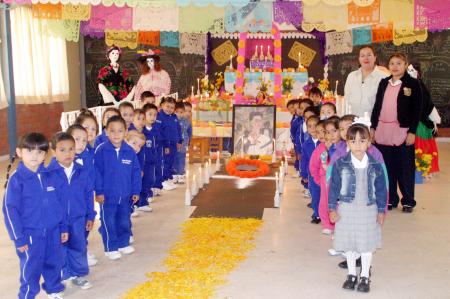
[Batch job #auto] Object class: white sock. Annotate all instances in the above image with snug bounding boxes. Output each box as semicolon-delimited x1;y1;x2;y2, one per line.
361;252;373;278
345;251;358;276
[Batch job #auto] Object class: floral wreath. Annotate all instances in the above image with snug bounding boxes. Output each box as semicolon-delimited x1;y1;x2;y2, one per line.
226;158;270;178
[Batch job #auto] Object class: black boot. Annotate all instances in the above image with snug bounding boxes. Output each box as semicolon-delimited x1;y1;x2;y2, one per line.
357;277;370;292
310;217;321;224
402;206;414;213
342;275;358;290
338;257;361;269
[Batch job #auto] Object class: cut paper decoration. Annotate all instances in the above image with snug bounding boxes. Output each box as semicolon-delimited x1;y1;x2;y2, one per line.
371;22;393;43
393;28;428;46
303;2;348;31
352;25;372;45
380;0;413;29
80;20;104;38
138;31;160;46
287;41;316;67
105;30;139;49
89;4;132;31
61;4;91;20
414;1;450;31
325;30;353;56
179;5;225;33
32;3;62;19
177;0;250;7
225;2;273;33
179;33;207;55
160;31;179;48
43;19;80;42
132;5;179;32
302;0;375;5
273;1;303;27
211;40;238;66
348;0;380;24
301;22;329;32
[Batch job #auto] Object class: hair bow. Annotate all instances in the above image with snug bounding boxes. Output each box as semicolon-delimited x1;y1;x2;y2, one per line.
407;64;418;79
352;117;371;128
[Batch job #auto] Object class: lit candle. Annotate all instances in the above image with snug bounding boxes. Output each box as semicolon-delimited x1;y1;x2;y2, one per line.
191;85;194;96
298;51;302;68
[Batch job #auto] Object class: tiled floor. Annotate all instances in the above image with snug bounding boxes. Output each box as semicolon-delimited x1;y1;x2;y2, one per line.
0;143;449;299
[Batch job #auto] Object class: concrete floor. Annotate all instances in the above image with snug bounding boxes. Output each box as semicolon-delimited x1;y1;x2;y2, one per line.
1;143;449;299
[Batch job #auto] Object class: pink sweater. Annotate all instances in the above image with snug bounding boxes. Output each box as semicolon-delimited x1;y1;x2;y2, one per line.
134;70;171;100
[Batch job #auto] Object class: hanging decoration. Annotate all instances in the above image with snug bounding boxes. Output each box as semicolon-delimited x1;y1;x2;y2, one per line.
393;27;428;46
211;40;238;66
325;30;353;56
80;20;104;38
225;2;273;33
179;5;225;33
287;41;316;67
132;5;179;32
89;4;133;31
61;4;91;21
348;0;380;24
302;0;375;5
138;31;160;46
160;31;179;48
44;19;80;42
371;22;393;43
272;1;303;27
177;0;250;7
352;25;372;45
380;0;413;30
272;23;282;106
234;32;247;104
32;3;62;19
303;2;348;31
105;30;139;49
180;33;207;55
414;1;450;32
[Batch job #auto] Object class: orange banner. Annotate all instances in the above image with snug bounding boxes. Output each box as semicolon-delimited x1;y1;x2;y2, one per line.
32;3;62;19
371;22;393;43
138;31;160;46
348;0;380;24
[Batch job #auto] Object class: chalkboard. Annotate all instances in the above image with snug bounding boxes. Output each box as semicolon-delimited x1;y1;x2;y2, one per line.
84;37;205;108
327;31;450;127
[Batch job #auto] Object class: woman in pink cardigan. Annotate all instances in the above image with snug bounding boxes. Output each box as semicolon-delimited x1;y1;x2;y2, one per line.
134;50;171;100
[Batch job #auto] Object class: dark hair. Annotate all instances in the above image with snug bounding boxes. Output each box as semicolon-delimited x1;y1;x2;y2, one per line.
67;124;87;136
410;61;422;78
134;108;144;116
346;124;370;141
324;116;340;129
78;108;95;117
306;115;320;124
51;132;75;150
339;114;357;124
5;133;49;187
309;87;323;97
184;101;192;108
138;55;161;73
140;91;155;100
142;103;158;113
358;45;376;57
160;97;176;105
321;102;337;114
106;45;121;60
118;101;134;111
388;52;408;64
316;120;326;128
249;111;263;121
304;106;318;116
75;111;99;135
102;107;120;126
287;99;299;107
299;98;314;107
175;102;185;110
106;115;126;129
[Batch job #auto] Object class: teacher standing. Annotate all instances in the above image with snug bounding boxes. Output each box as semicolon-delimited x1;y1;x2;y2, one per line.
344;46;389;118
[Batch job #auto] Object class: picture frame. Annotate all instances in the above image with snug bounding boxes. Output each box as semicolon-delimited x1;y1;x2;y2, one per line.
232;105;276;156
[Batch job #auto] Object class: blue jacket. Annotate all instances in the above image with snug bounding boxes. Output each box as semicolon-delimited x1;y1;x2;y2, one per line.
300;138;320;179
142;125;160;166
290;115;300;146
2;162;68;248
157;110;182;147
328;152;387;213
47;158;96;221
75;146;94;179
298;122;310;152
94;140;142;204
94;130;108;149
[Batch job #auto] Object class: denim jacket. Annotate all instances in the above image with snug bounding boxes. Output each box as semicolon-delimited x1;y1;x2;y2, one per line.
328;152;387;213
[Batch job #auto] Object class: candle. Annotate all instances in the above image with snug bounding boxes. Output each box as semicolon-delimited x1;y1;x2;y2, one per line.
255;45;258;56
229;55;233;69
298;51;302;68
191;174;198;196
275;172;279;192
191;86;194;96
197;78;200;95
334;80;339;96
260;45;263;55
268;45;270;54
272;138;276;163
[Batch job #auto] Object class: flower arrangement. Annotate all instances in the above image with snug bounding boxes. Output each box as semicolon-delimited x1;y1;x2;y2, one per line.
226;158;270;178
415;149;433;176
282;76;294;94
257;77;271;93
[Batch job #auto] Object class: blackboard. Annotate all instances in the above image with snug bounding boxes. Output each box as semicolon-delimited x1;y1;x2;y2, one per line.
327;31;450;127
84;37;205;108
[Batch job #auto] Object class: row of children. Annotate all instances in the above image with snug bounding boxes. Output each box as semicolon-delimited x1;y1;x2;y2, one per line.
287;96;387;293
2;92;192;299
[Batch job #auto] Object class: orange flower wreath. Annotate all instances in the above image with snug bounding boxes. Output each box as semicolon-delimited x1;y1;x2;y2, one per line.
226;158;270;178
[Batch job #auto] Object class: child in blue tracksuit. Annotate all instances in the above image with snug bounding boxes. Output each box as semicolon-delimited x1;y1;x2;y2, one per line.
94;116;142;260
157;97;183;189
173;102;192;183
300;115;321;224
288;99;300;174
48;132;95;290
3;133;68;299
94;107;120;149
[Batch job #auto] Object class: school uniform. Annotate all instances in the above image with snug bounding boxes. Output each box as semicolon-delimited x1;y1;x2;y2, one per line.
301;137;320;219
47;159;95;281
94;140;142;252
298;121;310;188
157;110;183;181
3;162;67;299
94;130;108;149
290;115;301;172
173;117;192;175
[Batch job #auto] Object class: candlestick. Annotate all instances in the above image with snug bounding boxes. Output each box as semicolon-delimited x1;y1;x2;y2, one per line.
191;86;194;98
197;78;200;95
215;150;220;172
334;80;339;96
274;190;280;208
298;51;302;69
204;163;209;184
259;45;264;60
198;167;204;188
191;174;198;196
275;172;279;193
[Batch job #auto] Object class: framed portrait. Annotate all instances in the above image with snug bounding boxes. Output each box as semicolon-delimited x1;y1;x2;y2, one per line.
232;105;276;156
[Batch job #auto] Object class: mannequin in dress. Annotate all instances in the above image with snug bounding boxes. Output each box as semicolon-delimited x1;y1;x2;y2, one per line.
134;49;171;101
97;45;135;105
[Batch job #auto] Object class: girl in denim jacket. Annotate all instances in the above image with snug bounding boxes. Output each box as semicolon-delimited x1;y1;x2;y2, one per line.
328;124;387;293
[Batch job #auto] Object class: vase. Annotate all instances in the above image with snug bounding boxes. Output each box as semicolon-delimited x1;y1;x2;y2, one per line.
415;170;423;184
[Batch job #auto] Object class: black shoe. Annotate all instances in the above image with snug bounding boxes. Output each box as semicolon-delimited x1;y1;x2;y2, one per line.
310;217;321;224
342;275;358;290
402;206;414;213
357;277;370;293
338;257;361;269
307;203;312;209
387;204;393;211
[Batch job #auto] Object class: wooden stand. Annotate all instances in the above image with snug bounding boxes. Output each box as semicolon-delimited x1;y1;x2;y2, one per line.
189;137;223;164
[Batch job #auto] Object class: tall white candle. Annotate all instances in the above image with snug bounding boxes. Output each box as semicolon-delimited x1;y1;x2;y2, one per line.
272;138;276;163
197;78;200;95
298;51;302;68
275;172;279;192
229;55;233;69
191;174;198;196
334;80;339;96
